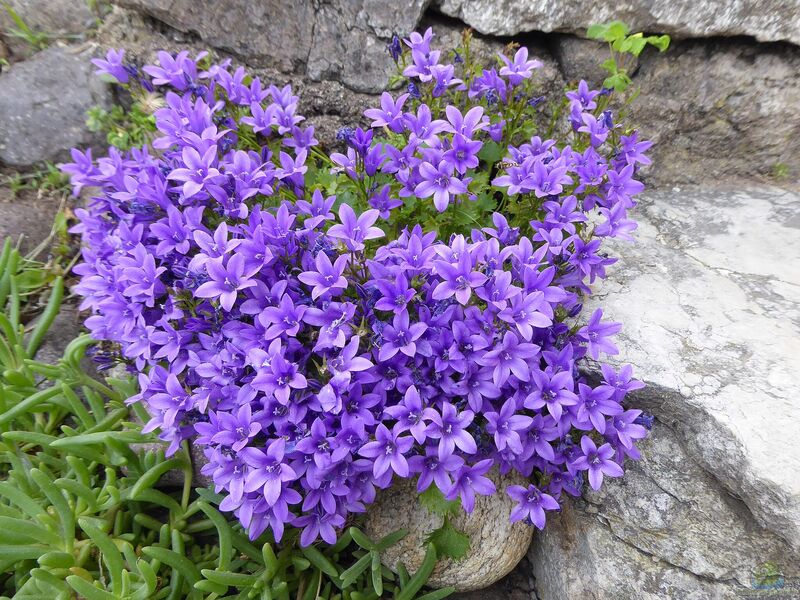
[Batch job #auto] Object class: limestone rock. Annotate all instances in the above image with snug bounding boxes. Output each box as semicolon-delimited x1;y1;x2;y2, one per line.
113;0;315;73
583;184;800;552
0;0;94;60
112;0;430;92
0;187;62;254
364;470;534;592
0;45;112;166
630;39;800;184
530;424;800;598
434;0;800;45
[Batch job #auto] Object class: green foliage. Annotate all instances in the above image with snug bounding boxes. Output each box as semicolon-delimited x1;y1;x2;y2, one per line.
424;520;469;562
2;163;71;198
0;238;449;599
587;21;671;92
417;487;469;561
86;102;158;151
1;2;54;50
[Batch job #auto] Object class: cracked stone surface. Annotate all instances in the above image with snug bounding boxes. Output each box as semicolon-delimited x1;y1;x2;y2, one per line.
530;423;800;598
582;184;800;551
434;0;800;45
112;0;430;92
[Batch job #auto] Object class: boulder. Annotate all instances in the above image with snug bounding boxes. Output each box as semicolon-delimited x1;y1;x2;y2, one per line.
530;424;800;598
364;470;534;592
434;0;800;45
518;184;800;598
630;39;800;184
0;186;61;254
0;0;95;60
582;184;800;552
112;0;430;92
0;44;112;166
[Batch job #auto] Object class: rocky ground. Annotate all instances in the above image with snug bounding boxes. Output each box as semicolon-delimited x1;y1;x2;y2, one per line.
1;1;798;598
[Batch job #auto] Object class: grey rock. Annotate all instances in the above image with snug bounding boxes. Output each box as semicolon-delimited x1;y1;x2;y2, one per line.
434;0;800;45
0;187;61;254
630;39;800;185
0;44;112;166
306;0;429;93
0;0;94;60
583;184;800;552
113;0;315;73
549;35;620;87
530;424;800;599
364;470;534;592
112;0;430;92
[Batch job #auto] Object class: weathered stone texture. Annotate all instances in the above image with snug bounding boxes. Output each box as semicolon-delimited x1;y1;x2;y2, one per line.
584;185;800;553
435;0;800;45
0;45;111;166
364;470;534;592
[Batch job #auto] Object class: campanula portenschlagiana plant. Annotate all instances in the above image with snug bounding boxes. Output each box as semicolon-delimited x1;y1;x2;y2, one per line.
62;26;657;547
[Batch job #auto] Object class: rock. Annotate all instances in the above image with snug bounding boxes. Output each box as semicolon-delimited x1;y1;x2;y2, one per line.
0;186;62;253
550;35;620;87
0;0;94;60
112;0;429;92
530;424;800;599
630;38;800;184
0;45;112;166
450;554;538;600
306;0;429;93
583;184;800;553
113;0;315;73
363;470;534;592
434;0;800;45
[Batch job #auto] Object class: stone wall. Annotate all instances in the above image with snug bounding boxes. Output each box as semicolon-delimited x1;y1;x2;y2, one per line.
1;2;798;598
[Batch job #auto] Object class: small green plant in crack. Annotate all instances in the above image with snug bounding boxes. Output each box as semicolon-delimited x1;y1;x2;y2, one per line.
86;102;158;151
2;2;55;50
587;21;670;92
3;163;71;199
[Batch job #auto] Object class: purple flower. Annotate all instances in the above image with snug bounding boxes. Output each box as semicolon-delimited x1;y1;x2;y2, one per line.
328;204;384;252
579;309;621;359
379;310;428;360
477;331;540;386
485;398;533;453
432;252;487;305
364;92;409;133
241;438;298;504
415;161;468;212
427;402;477;459
445;459;496;512
91;48;130;83
167;145;221;198
507;484;559;528
298;252;349;300
211;404;262;451
575;383;622;433
572;436;624;490
384;386;437;444
194;255;257;311
359;424;414;478
409;447;464;493
499;47;543;85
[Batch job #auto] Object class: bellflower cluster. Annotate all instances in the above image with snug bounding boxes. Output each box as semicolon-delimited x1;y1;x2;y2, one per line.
64;36;652;546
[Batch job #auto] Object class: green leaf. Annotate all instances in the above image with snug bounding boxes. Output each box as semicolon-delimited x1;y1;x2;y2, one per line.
477;141;503;165
419;485;461;518
425;518;470;561
647;34;671;52
605;20;630;41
